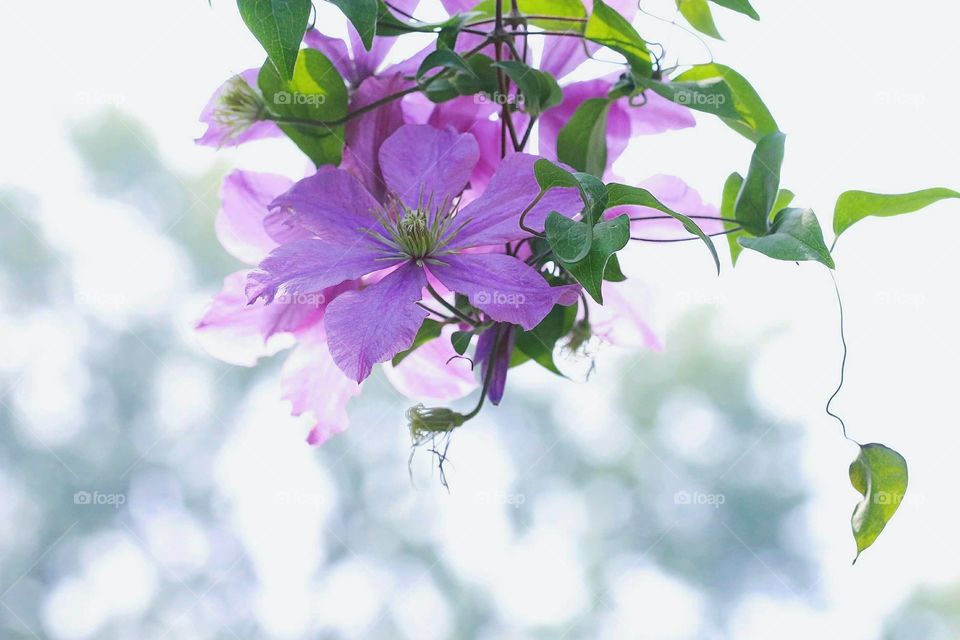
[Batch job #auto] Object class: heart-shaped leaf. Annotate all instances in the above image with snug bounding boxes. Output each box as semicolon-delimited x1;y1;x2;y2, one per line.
238;0;312;81
546;213;593;263
739;207;835;268
850;443;908;562
557;215;631;303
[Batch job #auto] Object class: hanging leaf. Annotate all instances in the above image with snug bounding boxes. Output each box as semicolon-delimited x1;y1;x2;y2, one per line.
850;443;908;562
675;63;777;142
722;172;745;265
606;183;721;274
833;188;960;238
676;0;723;39
635;76;742;122
534;159;581;190
451;331;473;356
493;61;563;117
328;0;380;49
470;0;587;31
557;98;612;177
514;304;579;375
545;213;594;264
417;49;478;82
557;215;631;303
258;49;349;167
734;131;786;235
237;0;312;81
709;0;759;20
738;208;835;268
391;319;444;365
585;0;652;79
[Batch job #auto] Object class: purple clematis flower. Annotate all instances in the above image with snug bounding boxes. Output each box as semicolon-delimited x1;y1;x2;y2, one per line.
247;124;582;382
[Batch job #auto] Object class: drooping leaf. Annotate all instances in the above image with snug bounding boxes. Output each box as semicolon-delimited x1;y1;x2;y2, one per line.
849;443;908;562
676;0;722;39
557;98;612;177
417;49;477;82
734;131;786;235
546;213;594;264
470;0;587;31
237;0;312;81
722;172;745;265
585;0;652;78
738;207;835;268
534;159;580;190
514;303;579;375
833;188;960;238
328;0;380;50
451;331;473;355
259;48;349;167
606;183;721;274
675;63;777;141
493;61;563;117
392;319;444;365
635;76;742;122
604;254;627;282
708;0;758;20
557;215;631;303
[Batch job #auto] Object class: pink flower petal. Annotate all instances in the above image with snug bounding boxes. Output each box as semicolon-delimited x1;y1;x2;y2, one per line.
385;327;478;403
216;171;293;265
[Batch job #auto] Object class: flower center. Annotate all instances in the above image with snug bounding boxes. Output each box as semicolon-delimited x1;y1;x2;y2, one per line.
367;193;470;261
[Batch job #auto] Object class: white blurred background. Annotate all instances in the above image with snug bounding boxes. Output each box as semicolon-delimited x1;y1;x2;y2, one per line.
1;1;958;638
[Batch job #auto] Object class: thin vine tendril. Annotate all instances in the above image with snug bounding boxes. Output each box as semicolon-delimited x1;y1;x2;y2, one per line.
826;271;859;445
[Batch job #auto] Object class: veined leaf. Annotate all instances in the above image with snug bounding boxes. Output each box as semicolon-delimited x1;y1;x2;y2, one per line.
833;188;960;238
606;183;721;274
722;172;745;265
237;0;312;81
557;98;612;177
738;207;835;268
709;0;758;20
676;0;722;39
850;443;908;562
585;0;652;78
259;49;349;167
636;76;742;122
557;215;631;303
734;132;785;235
546;213;593;263
493;61;563;117
675;63;777;142
328;0;379;50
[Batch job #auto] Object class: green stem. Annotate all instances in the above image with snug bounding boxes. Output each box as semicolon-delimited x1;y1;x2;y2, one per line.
426;282;479;327
518;190;547;236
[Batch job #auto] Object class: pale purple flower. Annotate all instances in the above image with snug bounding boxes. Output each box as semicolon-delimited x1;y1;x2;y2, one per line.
247;124;582;382
197;168;482;444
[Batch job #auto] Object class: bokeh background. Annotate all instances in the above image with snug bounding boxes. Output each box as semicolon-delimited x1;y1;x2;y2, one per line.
1;1;959;638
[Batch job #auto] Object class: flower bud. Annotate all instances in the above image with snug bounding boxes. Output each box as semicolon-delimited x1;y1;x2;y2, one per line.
407;404;467;442
213;75;267;139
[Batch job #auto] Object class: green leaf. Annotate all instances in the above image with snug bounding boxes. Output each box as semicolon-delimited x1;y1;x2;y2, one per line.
604;254;627;282
722;172;745;266
772;188;795;217
392;319;444;365
636;76;742;122
328;0;379;50
493;61;563;117
849;443;908;562
676;0;722;39
734;131;785;235
675;63;777;142
606;183;721;274
451;331;473;355
534;159;580;190
557;215;631;303
417;49;477;82
237;0;312;81
259;49;349;167
833;188;960;238
585;0;652;78
514;303;579;375
708;0;759;19
738;207;835;268
470;0;587;31
546;213;593;264
557;98;612;177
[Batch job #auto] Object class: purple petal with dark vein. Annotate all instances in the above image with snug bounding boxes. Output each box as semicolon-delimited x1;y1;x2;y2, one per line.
378;124;479;210
428;253;566;330
270;169;386;244
450;153;581;248
246;238;391;304
475;326;515;406
324;262;428;382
